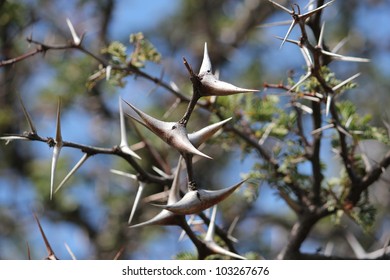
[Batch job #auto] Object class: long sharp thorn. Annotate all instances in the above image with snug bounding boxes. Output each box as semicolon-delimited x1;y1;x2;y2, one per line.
332;37;349;54
326;95;332;116
321;50;370;63
332;73;361;92
318;22;326;48
303;0;335;19
268;0;293;14
188;118;232;148
26;242;31;260
128;182;145;225
66;18;81;45
64;243;77;260
280;20;296;49
203;206;246;260
346;232;366;258
109;169;138;181
204;205;217;242
18;95;37;134
154;180;246;215
55;154;89;194
227;216;240;243
289;71;311;92
258;19;293;28
50;100;63;200
124;100;212;159
33;213;58;260
119;98;141;160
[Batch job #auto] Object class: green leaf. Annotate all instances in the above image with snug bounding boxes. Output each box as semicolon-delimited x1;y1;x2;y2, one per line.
129;32;161;68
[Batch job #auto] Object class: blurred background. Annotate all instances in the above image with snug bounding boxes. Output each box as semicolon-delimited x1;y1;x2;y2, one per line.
1;0;390;259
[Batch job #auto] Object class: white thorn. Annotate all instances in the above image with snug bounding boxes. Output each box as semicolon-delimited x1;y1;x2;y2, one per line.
55;154;89;194
119;98;141;160
66;18;81;45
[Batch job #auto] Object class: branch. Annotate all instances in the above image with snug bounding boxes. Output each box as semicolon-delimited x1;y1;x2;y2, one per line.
2;132;171;186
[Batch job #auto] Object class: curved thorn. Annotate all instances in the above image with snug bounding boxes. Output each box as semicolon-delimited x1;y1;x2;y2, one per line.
124;100;211;159
153;180;246;215
200;75;258;97
119;98;141;160
189;118;232;148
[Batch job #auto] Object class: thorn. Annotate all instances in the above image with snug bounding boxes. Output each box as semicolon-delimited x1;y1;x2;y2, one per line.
332;73;361;92
33;213;58;260
321;50;370;63
280;20;296;49
188;117;232;148
54;153;89;194
199;42;212;75
318;22;326;49
64;243;77;260
123;100;212;159
311;123;334;135
325;95;331;116
18;95;37;134
198;43;258;96
109;169;138;181
153;180;245;215
106;65;112;81
268;0;293;14
26;241;31;260
129;158;184;228
203;205;246;260
66;18;81;45
204;205;218;242
118;98;141;160
113;246;126;260
227;216;240;243
50;99;63;200
0;135;29;144
128;182;145;225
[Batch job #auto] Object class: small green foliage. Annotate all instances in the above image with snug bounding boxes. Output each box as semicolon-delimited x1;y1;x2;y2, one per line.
129;32;161;68
334;100;390;144
351;202;377;233
87;33;161;90
174;252;197;260
102;41;128;64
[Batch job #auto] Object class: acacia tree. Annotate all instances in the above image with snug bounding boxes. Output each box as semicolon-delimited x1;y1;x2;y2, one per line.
1;0;390;260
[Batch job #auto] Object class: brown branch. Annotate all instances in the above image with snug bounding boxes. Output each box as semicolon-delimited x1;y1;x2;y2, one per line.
6;132;171;186
277;206;333;259
345;150;390;207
